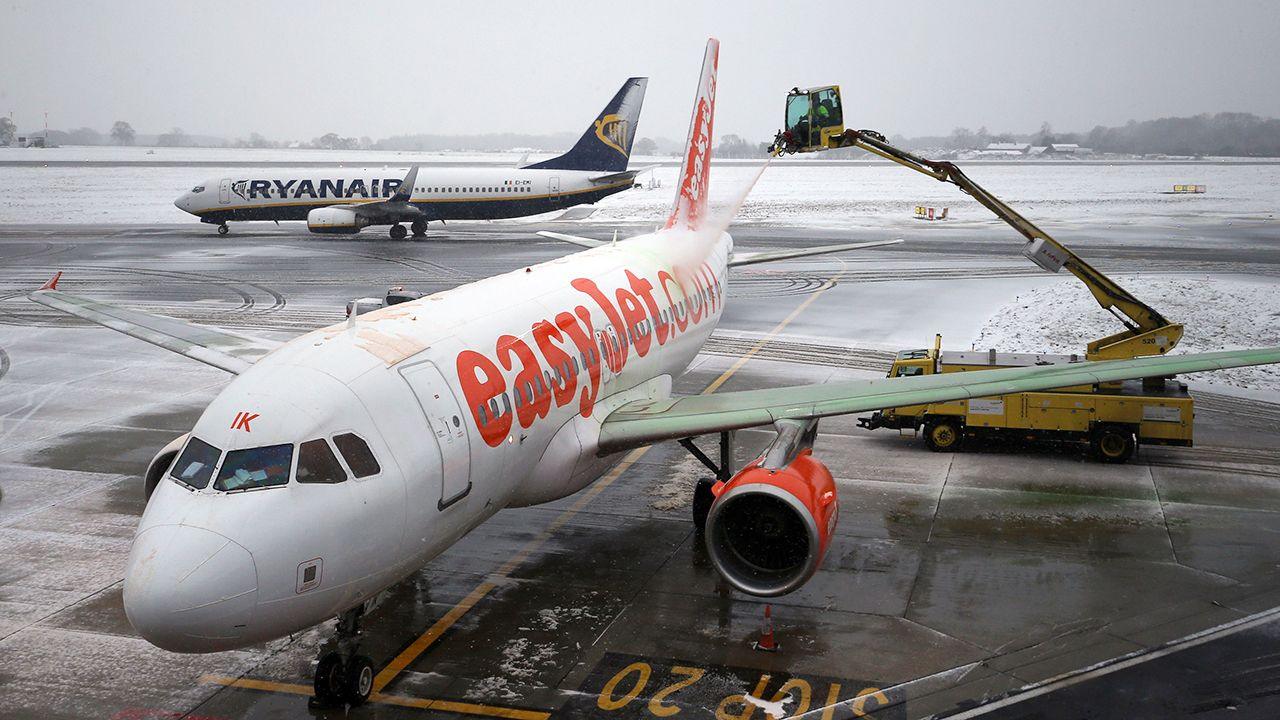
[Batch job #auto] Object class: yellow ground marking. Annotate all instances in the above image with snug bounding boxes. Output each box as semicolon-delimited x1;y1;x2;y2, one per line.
199;675;550;720
208;254;849;716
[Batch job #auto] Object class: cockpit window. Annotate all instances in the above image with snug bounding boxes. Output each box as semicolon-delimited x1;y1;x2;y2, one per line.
169;436;221;489
296;438;347;484
214;443;294;492
191;185;205;193
333;433;381;478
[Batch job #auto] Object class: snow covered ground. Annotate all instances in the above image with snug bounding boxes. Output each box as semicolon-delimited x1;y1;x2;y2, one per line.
1;148;1277;226
974;274;1280;393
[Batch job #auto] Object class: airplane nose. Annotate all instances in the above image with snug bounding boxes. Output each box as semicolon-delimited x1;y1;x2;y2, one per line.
174;194;190;212
123;525;258;653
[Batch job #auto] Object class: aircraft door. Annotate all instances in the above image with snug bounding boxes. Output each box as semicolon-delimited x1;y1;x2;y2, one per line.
219;179;232;205
399;362;472;509
549;176;560;199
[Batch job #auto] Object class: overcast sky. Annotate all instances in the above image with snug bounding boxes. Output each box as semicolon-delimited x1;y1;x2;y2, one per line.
3;0;1279;143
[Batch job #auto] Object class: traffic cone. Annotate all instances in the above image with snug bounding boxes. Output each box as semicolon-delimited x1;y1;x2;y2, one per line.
752;604;779;652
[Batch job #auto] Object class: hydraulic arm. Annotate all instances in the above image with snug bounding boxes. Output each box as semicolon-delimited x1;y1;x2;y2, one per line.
769;93;1182;360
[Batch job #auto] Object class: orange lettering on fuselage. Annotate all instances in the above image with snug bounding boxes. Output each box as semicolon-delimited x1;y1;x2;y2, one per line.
456;266;719;446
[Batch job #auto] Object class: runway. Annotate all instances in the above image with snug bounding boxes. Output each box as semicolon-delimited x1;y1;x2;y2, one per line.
3;220;1280;719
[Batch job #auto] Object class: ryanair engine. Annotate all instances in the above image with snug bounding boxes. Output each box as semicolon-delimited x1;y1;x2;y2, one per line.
307;207;369;234
705;420;838;596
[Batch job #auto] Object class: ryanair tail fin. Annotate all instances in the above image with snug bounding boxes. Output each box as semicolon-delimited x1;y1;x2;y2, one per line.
664;38;719;231
526;77;648;173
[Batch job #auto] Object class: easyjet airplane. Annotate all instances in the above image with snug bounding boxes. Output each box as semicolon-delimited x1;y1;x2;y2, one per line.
31;39;1280;708
173;77;649;240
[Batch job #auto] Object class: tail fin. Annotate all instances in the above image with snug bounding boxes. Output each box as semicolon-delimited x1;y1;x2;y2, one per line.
664;38;719;231
525;77;648;172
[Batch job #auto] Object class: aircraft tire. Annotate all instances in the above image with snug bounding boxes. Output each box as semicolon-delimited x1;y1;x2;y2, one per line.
411;219;428;237
217;224;229;236
692;478;714;533
344;655;375;706
389;224;408;241
312;652;346;706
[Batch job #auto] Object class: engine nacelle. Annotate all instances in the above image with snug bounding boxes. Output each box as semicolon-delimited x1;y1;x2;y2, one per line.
307;207;369;234
705;447;838;597
144;433;189;501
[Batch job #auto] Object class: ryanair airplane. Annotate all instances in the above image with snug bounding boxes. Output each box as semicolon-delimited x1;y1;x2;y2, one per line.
174;78;649;240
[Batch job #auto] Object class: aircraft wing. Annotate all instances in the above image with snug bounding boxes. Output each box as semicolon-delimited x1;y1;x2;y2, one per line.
727;238;903;267
536;230;607;248
596;347;1280;453
28;274;280;375
589;165;658;184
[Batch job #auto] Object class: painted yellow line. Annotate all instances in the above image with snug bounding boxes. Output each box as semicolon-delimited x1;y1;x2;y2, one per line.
199;675;550;720
701;259;847;396
375;449;647;693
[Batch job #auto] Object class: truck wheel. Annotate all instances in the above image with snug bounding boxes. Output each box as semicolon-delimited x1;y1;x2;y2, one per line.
1092;426;1134;463
924;419;962;452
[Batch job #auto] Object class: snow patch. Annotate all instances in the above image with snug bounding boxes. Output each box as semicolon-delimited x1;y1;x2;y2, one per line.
465;675;518;701
498;637;556;680
974;275;1280;391
746;692;794;719
649;452;706;511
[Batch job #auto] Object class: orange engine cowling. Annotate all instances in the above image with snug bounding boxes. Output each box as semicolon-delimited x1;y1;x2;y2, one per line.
704;448;838;597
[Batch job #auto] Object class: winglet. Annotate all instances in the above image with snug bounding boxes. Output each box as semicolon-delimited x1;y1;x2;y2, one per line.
391;165;419;203
39;271;62;291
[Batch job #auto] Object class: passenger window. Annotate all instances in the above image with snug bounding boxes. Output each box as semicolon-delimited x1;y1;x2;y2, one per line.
296;438;347;484
169;436;221;489
333;433;381;478
215;443;293;491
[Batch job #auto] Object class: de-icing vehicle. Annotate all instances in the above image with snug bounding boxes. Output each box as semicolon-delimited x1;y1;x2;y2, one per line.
772;86;1201;462
31;46;1280;708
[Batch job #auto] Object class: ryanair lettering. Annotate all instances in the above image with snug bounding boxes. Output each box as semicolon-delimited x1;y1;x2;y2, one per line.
230;178;404;201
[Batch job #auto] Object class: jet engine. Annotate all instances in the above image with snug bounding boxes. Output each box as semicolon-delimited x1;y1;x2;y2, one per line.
307;207;369;234
704;420;837;597
144;433;189;501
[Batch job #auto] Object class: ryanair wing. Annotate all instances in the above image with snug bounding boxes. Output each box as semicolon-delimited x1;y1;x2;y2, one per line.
596;347;1280;453
338;165;422;219
28;274;279;375
588;165;659;185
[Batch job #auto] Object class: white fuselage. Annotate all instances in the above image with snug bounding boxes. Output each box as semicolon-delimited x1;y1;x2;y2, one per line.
125;229;731;651
173;167;634;225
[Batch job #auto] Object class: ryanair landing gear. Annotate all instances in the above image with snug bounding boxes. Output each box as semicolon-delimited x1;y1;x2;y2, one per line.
310;606;374;708
217;223;229;236
411;219;428;238
389;224;408;241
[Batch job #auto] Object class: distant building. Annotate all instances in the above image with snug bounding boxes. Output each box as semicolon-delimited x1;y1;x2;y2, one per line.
985;142;1031;153
1028;146;1048;156
1045;143;1092;155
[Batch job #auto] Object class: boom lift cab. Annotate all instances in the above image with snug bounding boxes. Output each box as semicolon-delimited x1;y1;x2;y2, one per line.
783;86;847;152
773;86;1197;462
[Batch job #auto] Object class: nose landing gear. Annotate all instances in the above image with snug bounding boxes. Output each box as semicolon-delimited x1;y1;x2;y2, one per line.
309;606;375;708
217;223;229;236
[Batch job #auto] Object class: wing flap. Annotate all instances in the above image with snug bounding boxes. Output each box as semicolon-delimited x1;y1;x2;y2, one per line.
536;230;607;249
597;347;1280;452
29;285;280;375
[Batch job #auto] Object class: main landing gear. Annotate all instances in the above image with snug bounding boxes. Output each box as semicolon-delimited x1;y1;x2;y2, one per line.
217;223;229;235
388;224;408;241
310;606;375;708
411;219;428;238
679;431;735;533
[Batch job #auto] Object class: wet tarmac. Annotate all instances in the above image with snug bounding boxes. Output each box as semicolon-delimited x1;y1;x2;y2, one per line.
3;220;1280;719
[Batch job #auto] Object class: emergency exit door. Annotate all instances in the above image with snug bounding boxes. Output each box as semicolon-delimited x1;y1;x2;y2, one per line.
399;362;472;509
219;179;231;205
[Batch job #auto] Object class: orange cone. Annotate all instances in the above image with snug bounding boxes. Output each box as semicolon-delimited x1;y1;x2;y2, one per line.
752;604;779;652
